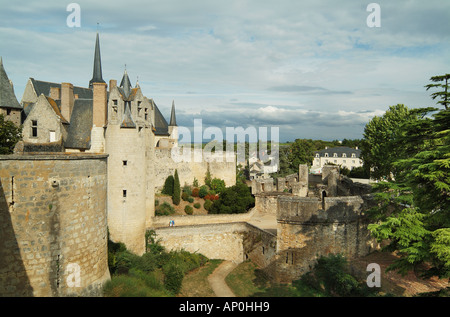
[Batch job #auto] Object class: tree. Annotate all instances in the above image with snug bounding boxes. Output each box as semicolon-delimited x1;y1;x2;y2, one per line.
209;183;254;214
289;139;315;169
368;75;450;279
204;165;212;188
425;74;450;110
0;114;22;154
162;175;174;195
360;104;415;181
172;170;181;206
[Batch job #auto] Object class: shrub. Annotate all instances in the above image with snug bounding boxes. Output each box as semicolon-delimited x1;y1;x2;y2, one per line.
192;187;199;197
204;194;219;201
181;192;189;201
156;202;175;216
193;177;199;187
193;203;201;209
172;170;181;205
185;205;193;215
182;185;192;196
203;199;213;211
187;197;194;203
313;254;361;296
162;175;174;195
210;178;226;194
199;185;208;198
163;264;185;295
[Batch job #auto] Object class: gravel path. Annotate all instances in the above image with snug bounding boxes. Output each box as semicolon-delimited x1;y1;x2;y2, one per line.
207;261;238;297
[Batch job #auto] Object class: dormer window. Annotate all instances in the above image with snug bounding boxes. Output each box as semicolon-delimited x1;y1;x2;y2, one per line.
333;153;338;158
351;153;356;158
324;153;329;157
342;153;346;158
315;153;319;158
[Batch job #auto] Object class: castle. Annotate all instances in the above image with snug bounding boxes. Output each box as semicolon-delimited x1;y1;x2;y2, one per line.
0;33;235;296
0;32;377;296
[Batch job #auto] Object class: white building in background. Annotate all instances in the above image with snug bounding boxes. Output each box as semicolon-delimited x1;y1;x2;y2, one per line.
311;146;363;173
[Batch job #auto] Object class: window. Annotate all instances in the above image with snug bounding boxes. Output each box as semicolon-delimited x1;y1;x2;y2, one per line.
351;153;356;158
123;190;127;198
333;153;337;157
342;153;347;158
49;131;56;142
31;120;38;137
315;153;319;158
6;109;11;116
123;160;127;166
324;153;329;157
334;160;337;163
113;99;118;105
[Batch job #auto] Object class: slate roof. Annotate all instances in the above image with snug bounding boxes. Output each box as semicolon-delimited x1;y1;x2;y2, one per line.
30;78;93;100
314;146;361;158
0;57;22;110
64;99;93;149
153;101;170;136
120;102;136;129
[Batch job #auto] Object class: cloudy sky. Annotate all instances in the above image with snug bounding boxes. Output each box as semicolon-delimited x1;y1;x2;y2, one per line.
1;0;449;142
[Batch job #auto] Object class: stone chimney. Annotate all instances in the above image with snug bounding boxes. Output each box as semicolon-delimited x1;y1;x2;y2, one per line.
93;82;107;127
61;83;74;122
50;87;60;100
109;79;117;92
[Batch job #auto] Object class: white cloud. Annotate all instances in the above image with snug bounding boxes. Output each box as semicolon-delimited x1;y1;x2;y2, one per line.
1;0;448;141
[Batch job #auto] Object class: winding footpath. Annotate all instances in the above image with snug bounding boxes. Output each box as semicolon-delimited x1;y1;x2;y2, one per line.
207;261;238;297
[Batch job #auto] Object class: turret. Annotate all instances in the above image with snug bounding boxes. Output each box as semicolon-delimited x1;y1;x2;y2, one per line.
168;100;178;145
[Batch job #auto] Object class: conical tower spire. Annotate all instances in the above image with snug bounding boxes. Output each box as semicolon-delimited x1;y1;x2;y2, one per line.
120;67;132;100
89;32;105;88
169;100;177;126
0;56;21;110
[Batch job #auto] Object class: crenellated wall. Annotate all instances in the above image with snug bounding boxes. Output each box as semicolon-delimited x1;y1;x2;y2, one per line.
272;195;378;283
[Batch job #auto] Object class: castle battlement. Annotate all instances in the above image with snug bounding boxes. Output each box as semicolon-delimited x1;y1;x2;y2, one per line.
277;195;368;225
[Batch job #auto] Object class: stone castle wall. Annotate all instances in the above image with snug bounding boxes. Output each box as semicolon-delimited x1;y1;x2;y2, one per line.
154;148;236;190
0;154;110;296
105;124;154;255
272;195;377;283
152;221;276;265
